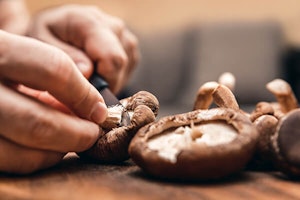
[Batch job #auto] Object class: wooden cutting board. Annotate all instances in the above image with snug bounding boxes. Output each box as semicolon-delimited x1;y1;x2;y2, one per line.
0;153;299;200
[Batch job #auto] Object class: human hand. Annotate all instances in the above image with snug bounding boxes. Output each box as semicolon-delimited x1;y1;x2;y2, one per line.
0;30;107;174
27;4;139;94
0;0;29;34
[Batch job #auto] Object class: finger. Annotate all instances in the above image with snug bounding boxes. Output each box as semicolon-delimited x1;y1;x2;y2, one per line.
119;29;140;86
0;83;101;153
0;31;107;124
95;14;138;92
0;136;64;174
46;9;129;93
85;28;128;93
17;85;72;114
30;25;94;78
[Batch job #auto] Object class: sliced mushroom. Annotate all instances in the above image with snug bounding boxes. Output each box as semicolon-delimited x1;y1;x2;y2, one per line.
129;108;258;180
79;91;159;163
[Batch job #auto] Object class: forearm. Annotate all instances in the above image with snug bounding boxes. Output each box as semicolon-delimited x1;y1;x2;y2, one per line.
0;0;30;35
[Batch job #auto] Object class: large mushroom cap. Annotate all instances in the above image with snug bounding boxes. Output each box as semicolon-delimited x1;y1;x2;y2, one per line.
129;108;258;181
272;109;300;177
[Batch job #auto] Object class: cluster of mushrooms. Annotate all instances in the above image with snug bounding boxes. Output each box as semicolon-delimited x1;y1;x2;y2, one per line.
80;73;300;181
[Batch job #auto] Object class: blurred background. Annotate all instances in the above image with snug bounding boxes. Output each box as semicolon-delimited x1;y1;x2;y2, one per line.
26;0;300;116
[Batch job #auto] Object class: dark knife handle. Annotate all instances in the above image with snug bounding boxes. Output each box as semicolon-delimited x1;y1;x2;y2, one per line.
89;73;109;91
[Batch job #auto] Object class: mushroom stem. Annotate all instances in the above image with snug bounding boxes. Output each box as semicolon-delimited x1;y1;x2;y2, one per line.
250;102;275;122
190;120;203;140
212;84;239;111
266;79;298;113
193;81;219;110
218;72;236;92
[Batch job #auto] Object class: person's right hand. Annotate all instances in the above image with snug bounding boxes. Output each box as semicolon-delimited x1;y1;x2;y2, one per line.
0;30;107;174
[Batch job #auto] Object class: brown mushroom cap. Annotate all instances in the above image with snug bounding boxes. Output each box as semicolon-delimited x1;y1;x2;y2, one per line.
272;109;300;177
79;91;159;163
129;108;258;180
247;115;278;170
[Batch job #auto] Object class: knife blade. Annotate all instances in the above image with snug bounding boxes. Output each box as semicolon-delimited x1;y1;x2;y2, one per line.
89;73;130;126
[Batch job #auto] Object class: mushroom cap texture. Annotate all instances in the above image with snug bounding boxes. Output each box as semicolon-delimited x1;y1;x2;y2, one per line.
247;115;278;170
129;108;258;181
273;109;300;177
79;91;159;163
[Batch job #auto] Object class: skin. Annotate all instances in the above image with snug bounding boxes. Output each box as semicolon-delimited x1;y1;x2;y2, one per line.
27;4;139;94
0;30;107;174
0;0;29;34
0;1;139;174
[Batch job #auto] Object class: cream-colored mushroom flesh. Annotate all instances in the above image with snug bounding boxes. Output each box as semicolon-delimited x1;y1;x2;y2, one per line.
147;121;238;163
101;105;133;128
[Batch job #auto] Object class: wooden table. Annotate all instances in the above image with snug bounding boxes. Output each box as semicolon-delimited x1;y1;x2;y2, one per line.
0;153;300;200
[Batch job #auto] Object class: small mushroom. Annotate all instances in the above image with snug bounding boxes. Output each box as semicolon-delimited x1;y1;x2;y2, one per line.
248;79;300;178
247;114;279;170
249;102;275;122
271;109;300;178
79;91;159;163
218;72;236;92
129;82;258;180
266;78;298;118
129;108;258;180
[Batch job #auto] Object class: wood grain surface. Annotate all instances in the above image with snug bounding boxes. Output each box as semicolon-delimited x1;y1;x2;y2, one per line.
0;153;300;200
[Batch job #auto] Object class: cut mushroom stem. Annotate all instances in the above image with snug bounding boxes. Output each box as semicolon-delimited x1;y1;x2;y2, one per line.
266;79;298;114
100;104;125;129
190;120;203;140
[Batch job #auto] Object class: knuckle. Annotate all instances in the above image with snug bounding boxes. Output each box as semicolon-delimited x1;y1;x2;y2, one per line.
26;110;57;148
128;34;139;50
47;48;74;87
86;5;102;13
113;53;128;70
113;18;126;34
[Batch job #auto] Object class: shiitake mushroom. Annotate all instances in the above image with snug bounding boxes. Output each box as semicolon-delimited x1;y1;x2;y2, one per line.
248;78;300;179
129;80;258;181
271;109;300;178
79;91;159;163
129;108;258;180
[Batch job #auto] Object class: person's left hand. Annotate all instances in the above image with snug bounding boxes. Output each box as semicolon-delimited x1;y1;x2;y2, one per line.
27;4;139;94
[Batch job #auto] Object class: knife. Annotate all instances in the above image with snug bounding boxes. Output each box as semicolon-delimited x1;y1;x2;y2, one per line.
89;73;130;126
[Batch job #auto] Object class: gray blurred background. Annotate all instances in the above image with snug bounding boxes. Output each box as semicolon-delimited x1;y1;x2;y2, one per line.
27;0;300;117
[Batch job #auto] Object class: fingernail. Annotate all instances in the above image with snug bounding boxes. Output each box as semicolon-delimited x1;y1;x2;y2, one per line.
91;102;107;124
